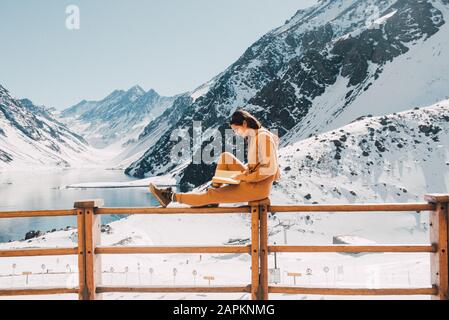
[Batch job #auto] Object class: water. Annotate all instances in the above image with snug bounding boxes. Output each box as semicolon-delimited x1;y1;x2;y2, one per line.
0;168;160;242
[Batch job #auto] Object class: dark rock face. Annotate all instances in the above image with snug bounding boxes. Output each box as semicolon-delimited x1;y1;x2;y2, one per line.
125;0;448;190
25;230;42;240
249;47;342;137
419;124;441;136
0;149;13;162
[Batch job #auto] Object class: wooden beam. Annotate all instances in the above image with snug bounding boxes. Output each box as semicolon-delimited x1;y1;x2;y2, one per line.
96;206;251;215
84;205;103;300
0;287;79;296
0;209;76;219
96;245;251;254
250;204;260;300
259;202;269;300
425;194;449;203
96;285;251;293
429;201;449;300
0;247;77;257
76;207;87;300
269;203;435;213
248;198;271;206
268;286;437;296
75;199;104;300
73;199;104;209
269;245;436;253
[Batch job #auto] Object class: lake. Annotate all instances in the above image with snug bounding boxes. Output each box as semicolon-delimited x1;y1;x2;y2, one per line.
0;168;160;242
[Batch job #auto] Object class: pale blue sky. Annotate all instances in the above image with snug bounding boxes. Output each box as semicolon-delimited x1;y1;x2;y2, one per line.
0;0;317;109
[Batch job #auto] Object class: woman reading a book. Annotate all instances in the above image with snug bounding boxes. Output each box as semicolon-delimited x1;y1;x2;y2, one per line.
149;109;281;207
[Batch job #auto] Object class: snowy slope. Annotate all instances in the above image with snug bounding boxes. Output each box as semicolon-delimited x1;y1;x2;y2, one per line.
271;100;449;205
0;85;100;169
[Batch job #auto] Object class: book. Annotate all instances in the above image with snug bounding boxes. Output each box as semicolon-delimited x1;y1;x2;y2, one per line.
212;170;243;185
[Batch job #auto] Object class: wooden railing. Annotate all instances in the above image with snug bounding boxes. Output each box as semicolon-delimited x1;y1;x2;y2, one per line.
0;194;447;300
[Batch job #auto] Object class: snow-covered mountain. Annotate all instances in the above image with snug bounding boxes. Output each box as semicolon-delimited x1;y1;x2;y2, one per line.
0;85;96;169
113;93;194;169
59;86;177;149
125;0;449;191
272;99;449;205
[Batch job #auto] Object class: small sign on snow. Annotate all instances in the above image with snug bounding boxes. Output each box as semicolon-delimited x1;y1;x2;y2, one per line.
268;268;281;284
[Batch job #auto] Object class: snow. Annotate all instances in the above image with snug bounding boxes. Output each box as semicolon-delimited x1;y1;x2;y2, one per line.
190;80;214;102
372;10;398;26
58;86;177;150
276;100;449;207
0;88;102;170
1;102;446;300
328;8;449;133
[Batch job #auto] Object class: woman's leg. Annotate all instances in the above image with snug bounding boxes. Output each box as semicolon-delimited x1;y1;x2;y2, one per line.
175;178;273;207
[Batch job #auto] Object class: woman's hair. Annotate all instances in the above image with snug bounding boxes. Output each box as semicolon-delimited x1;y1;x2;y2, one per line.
229;108;262;129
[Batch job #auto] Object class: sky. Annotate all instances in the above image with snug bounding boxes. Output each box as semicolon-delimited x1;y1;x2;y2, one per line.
0;0;317;109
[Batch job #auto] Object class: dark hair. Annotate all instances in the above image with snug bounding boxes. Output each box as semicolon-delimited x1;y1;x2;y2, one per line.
229;108;262;129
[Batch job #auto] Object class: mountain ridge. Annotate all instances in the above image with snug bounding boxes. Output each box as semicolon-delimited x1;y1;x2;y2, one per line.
0;84;95;168
59;86;179;149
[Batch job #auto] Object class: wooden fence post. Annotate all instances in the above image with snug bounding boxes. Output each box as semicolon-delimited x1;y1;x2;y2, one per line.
74;199;104;300
425;194;449;300
250;202;260;300
249;198;270;300
76;205;86;300
259;199;270;300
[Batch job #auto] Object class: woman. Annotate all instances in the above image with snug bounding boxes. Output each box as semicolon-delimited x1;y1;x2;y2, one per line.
149;108;281;207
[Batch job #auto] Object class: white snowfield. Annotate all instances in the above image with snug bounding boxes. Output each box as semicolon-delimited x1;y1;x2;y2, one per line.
1;101;447;300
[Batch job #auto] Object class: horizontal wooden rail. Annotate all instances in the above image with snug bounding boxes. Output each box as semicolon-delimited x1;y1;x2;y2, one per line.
0;209;76;218
269;203;435;212
0;287;79;296
96;245;251;254
0;247;78;257
96;206;251;215
269;245;437;253
269;286;438;296
96;285;251;293
0;204;434;219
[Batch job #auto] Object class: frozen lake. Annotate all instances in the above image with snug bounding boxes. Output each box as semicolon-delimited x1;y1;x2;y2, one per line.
0;168;159;242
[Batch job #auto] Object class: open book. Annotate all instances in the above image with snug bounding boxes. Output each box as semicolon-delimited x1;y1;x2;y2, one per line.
212;170;243;185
